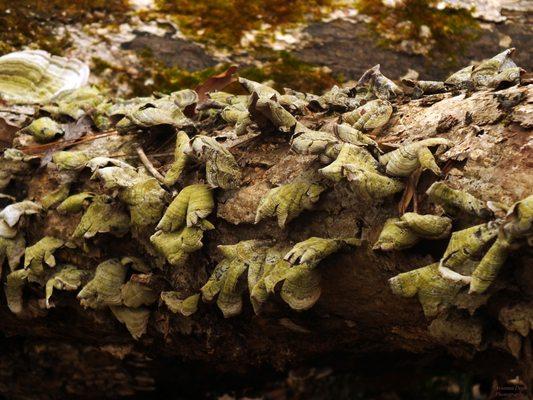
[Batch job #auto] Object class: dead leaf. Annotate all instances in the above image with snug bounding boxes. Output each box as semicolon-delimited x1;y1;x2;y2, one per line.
195;66;238;103
0;118;18;150
399;167;422;214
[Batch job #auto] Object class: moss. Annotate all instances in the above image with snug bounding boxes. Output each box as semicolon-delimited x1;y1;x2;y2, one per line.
356;0;480;64
155;0;333;46
240;52;339;94
0;0;129;55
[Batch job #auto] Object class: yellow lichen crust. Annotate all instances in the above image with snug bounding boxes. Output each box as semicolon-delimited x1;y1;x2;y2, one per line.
157;184;214;232
160;292;200;316
72;196;130;239
255;181;325;228
379;138;452;177
109;306;150;340
373;213;452;251
341;99;393;131
389;263;464;317
45;265;86;308
426;182;492;218
185;135;241;189
150;220;214;267
163;131;190;186
5;269;29;314
77;259;127;309
23;236;64;282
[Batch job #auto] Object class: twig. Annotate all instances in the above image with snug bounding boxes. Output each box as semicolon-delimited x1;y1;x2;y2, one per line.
136;145;166;184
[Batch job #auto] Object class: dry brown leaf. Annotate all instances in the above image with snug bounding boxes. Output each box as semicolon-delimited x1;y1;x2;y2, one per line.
195;66;238;103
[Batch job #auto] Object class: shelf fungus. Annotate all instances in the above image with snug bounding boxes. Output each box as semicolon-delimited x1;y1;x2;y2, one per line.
438;223;499;285
0;149;38;190
110;306;150;340
150;220;214;267
401;79;447;98
248;92;297;132
379;138;452;177
469;195;533;294
160;292;200;316
19;117;64;143
119;177;167;228
373;213;452;251
163;131;190;186
331;123;379;149
23;236;65;283
320;144;403;200
115;97;193;132
254;180;326;228
56;192;95;214
45;265;86;308
238;77;280;99
121;279;159;308
0;200;42;238
357;65;403;100
201;240;270;318
307;85;359;112
41;184;71;210
0;50;89;104
389;263;464;318
184;135;241;189
290;122;342;162
445;49;521;89
262;258;322;312
341;99;393;131
426;182;492;219
52;150;91;171
42;86;105;120
157;184;214;232
284;237;360;266
471;48;520;89
249;246;286;314
77;259;126;309
221;104;252;136
5;269;29;314
0;234;26;271
72;196;130;239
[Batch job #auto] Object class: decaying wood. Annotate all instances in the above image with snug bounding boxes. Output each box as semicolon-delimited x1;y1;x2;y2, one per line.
0;56;531;398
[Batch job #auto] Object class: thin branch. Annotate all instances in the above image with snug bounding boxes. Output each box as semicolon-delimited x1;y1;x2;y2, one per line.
136;145;166;184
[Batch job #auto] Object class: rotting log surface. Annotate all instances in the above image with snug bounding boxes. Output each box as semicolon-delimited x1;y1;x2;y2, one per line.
0;80;532;399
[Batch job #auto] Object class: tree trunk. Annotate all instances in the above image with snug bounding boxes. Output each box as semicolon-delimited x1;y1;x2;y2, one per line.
0;79;531;399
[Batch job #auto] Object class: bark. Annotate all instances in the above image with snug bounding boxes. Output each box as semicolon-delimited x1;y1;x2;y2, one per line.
0;81;531;399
